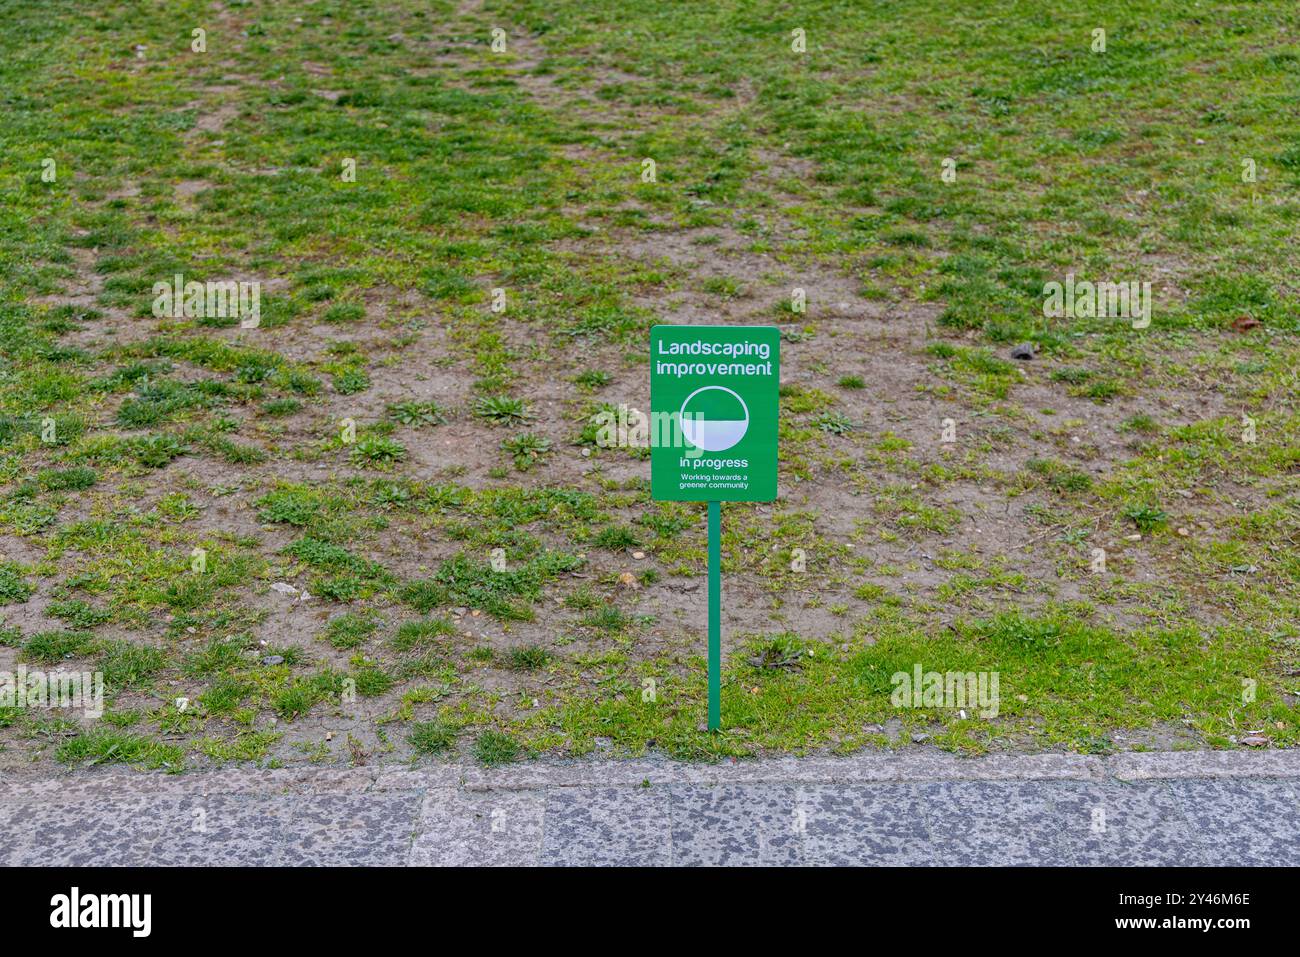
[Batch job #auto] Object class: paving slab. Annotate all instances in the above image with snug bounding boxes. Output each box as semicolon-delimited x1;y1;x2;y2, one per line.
541;786;672;866
668;784;806;866
409;788;545;866
139;796;290;867
2;796;158;866
275;793;421;866
1165;777;1300;867
915;781;1078;866
793;784;934;866
1048;781;1215;867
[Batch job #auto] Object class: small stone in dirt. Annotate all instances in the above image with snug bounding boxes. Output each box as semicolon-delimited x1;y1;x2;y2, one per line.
911;732;930;743
453;607;467;616
1240;734;1269;747
271;582;298;596
262;655;284;666
1010;342;1035;360
632;551;645;559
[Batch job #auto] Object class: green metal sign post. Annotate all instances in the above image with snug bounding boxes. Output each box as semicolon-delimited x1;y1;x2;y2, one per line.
708;499;721;729
650;325;780;731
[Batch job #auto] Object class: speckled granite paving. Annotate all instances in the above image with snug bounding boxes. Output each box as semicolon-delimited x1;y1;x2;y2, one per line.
3;751;1298;866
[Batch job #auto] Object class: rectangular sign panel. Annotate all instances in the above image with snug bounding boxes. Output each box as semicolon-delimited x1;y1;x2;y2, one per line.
649;324;780;502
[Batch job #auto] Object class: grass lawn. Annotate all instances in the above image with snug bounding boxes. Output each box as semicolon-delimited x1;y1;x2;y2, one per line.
0;0;1297;771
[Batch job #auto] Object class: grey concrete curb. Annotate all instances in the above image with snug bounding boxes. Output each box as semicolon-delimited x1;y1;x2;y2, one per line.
2;749;1297;800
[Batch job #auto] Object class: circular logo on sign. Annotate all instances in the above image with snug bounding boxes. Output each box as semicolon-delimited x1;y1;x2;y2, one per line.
679;386;749;452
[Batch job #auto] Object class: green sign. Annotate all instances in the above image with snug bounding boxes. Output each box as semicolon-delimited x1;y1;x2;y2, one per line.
649;324;780;732
649;324;780;503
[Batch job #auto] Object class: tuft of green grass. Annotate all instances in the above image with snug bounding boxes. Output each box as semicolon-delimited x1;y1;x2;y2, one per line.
352;664;394;697
37;467;97;491
0;563;34;605
196;730;281;764
273;671;343;720
389;401;446;428
1026;458;1092;494
99;641;167;690
392;617;456;651
256;485;338;527
22;630;98;664
592;525;639;549
473;729;521;766
474;395;530;425
814;411;855;435
1123;503;1168;533
573;369;611;390
701;276;741;298
581;606;636;633
47;599;109;628
200;676;252;716
401;550;583;621
57;729;184;770
1081;380;1122;403
505;645;551;671
1120;414;1159;434
184;635;254;676
746;634;807;670
501;433;552;471
348;435;407;468
131;433;189;468
1050;367;1092;385
261;398;302;417
333;368;370;395
409;720;457;755
323;612;379;649
323;302;365;323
